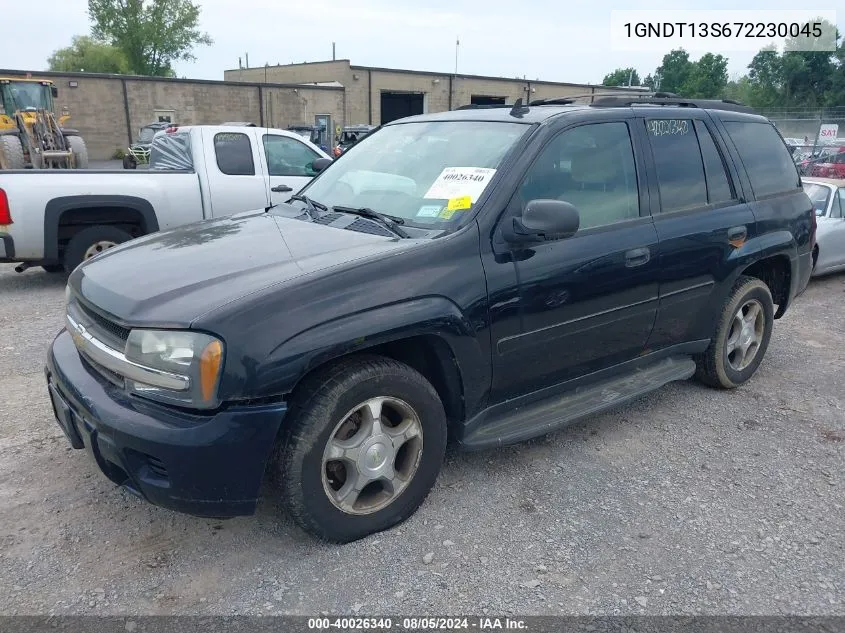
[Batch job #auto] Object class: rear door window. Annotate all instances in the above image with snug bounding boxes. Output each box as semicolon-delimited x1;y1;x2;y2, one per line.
213;132;255;176
644;118;708;213
722;121;801;199
693;120;735;205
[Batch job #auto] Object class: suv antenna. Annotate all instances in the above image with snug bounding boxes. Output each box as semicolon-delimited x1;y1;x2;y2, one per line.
509;98;529;118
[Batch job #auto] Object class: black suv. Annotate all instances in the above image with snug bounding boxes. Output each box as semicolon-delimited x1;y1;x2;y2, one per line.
46;96;815;543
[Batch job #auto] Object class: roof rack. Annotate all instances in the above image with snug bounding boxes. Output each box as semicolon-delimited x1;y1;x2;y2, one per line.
589;95;755;113
454;103;514;110
528;91;679;106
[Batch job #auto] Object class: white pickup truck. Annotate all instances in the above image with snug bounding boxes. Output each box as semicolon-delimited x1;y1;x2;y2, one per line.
0;124;331;273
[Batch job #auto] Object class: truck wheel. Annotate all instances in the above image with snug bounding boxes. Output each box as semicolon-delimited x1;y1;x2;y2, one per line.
66;136;89;169
278;355;447;543
0;135;26;169
695;275;774;389
63;225;133;273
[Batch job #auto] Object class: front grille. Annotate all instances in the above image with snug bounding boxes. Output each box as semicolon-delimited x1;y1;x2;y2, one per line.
79;353;125;389
76;301;130;346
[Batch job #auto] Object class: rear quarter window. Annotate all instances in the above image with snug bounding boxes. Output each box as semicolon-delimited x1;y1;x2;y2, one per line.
722;121;801;199
149;132;194;170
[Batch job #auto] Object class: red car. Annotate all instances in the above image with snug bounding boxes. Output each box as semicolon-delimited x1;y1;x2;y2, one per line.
810;146;845;178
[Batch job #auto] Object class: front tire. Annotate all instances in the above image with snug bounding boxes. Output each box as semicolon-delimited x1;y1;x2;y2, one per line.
0;135;26;169
279;355;447;543
66;136;89;169
695;275;774;389
63;225;133;273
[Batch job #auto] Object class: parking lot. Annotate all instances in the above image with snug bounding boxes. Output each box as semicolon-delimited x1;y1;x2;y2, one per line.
0;262;843;616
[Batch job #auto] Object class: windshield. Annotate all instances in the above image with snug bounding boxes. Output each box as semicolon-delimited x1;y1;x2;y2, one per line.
804;183;832;216
298;120;530;227
4;81;51;111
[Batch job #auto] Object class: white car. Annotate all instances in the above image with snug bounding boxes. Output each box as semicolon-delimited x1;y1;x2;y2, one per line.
0;124;331;273
803;177;845;277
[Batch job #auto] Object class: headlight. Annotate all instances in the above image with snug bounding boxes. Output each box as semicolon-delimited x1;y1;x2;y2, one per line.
124;329;224;409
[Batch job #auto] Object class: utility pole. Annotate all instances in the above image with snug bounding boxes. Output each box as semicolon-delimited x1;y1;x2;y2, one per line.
332;42;336;61
455;37;459;74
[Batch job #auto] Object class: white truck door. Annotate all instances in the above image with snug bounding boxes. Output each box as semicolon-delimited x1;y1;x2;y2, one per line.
260;132;326;206
201;128;269;217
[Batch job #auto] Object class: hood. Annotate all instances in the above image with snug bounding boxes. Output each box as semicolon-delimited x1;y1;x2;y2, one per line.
69;210;412;326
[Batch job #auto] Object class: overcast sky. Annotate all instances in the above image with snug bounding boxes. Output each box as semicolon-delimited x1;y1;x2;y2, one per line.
1;0;841;85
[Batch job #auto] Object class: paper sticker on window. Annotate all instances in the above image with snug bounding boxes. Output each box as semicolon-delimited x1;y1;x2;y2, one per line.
424;167;496;202
447;196;472;211
439;208;458;220
416;205;443;218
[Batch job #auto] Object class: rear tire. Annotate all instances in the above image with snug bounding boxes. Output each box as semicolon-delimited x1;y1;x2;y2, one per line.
63;225;133;273
41;264;65;273
0;135;26;169
278;355;447;543
65;136;89;169
123;154;137;169
695;275;774;389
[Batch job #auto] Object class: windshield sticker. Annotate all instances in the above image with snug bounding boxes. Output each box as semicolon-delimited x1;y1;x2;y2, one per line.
423;167;497;202
416;205;444;218
447;196;472;211
439;207;470;220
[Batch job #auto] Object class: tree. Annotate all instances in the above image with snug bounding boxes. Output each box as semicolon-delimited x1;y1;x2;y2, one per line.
87;0;213;77
656;49;693;93
602;68;640;87
48;35;130;74
681;53;728;98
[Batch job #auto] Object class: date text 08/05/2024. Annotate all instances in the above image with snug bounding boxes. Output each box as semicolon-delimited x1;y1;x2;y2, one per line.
307;617;528;630
623;21;823;38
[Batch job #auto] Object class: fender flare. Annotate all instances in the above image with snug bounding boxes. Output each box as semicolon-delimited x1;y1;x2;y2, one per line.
249;296;489;411
43;195;160;261
723;229;797;314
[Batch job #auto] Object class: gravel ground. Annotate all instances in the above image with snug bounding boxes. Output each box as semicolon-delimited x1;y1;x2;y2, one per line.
0;262;843;617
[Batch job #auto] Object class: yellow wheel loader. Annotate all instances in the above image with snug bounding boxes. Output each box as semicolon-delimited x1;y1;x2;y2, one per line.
0;77;88;170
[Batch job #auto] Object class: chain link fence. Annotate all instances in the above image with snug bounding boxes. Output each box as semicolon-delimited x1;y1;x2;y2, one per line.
761;109;845;175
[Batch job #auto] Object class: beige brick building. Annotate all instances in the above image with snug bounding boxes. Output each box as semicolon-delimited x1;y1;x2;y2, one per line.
0;62;643;160
0;69;344;160
224;60;646;127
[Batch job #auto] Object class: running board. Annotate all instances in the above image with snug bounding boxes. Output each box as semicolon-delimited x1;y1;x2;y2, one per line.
460;356;696;450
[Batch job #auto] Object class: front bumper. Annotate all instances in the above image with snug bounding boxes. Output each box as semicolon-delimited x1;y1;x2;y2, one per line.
46;329;288;518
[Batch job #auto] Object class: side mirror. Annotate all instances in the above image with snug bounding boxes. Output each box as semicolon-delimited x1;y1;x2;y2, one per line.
504;199;580;245
51;86;59;98
311;157;332;173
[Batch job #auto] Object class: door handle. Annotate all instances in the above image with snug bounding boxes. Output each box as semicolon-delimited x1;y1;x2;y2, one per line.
625;247;650;268
728;225;747;246
271;184;293;193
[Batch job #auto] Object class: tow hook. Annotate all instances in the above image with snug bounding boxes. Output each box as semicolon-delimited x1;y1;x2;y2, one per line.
14;262;31;273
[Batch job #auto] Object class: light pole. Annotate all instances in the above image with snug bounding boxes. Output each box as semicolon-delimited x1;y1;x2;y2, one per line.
455;37;459;75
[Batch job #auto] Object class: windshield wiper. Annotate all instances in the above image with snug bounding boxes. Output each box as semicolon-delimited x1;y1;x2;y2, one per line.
333;206;410;238
288;194;328;220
